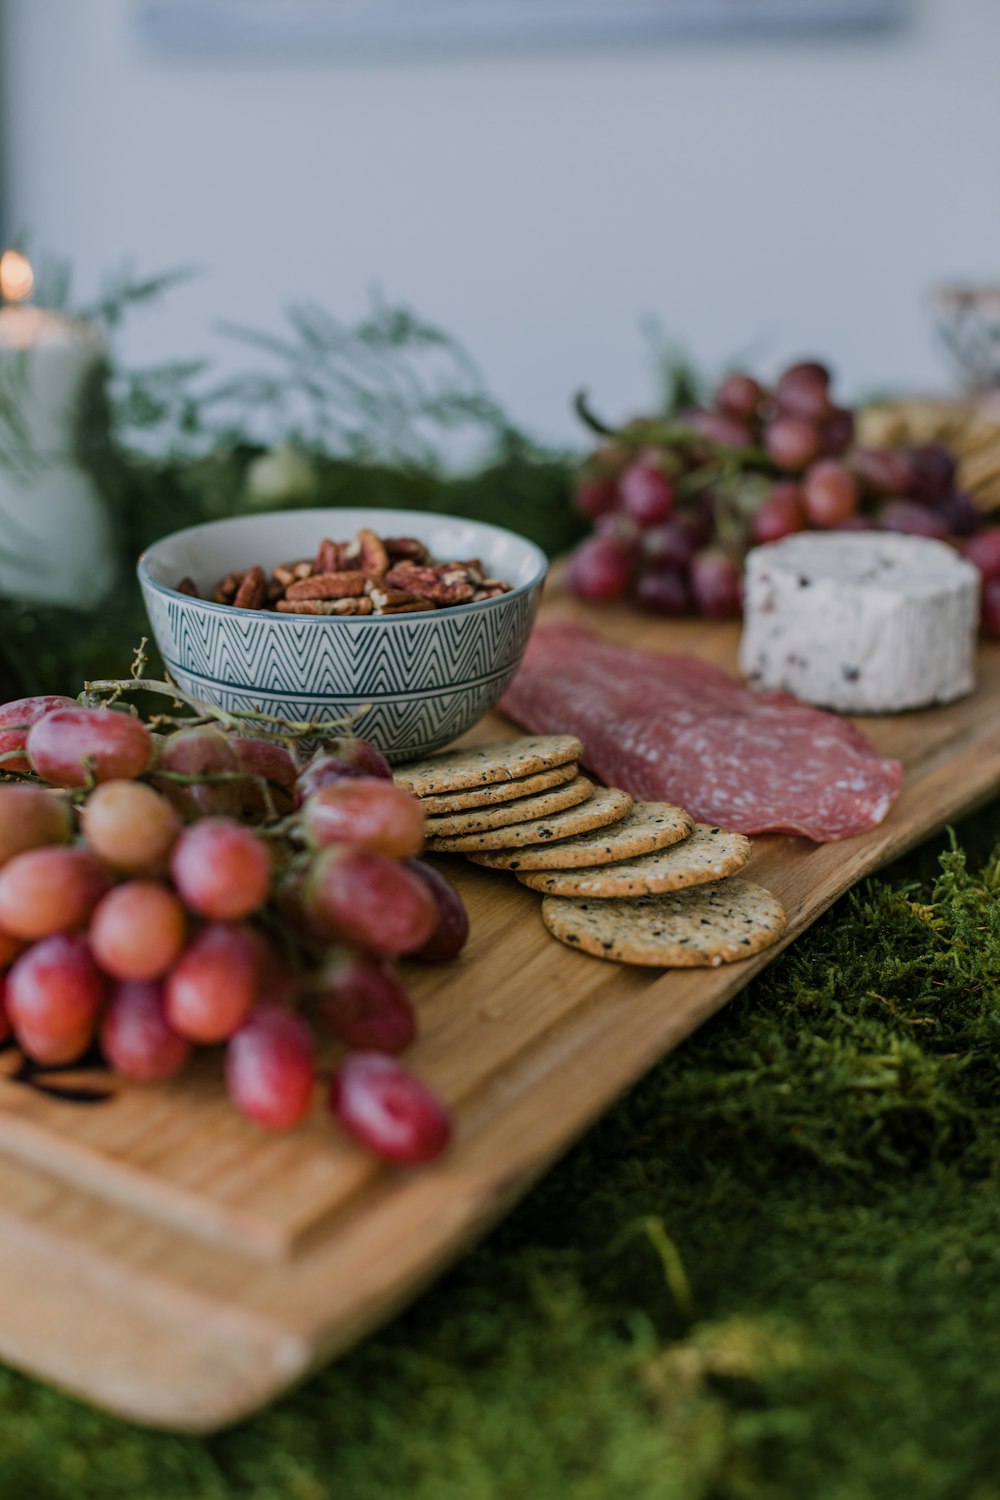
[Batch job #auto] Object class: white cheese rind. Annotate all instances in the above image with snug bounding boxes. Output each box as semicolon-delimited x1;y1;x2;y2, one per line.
738;533;981;713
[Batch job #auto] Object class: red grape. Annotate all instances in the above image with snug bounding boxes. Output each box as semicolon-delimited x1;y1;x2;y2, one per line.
684;410;753;449
764;415;822;471
230;737;297;818
100;980;191;1081
981;577;1000;638
170;817;271;921
304;846;437;956
319;948;416;1052
0;846;111;940
82;779;180;874
404;859;470;962
331;1052;451;1164
641;518;699;570
325;737;393;781
302;778;425;860
619;462;675;527
566;536;633;603
0;931;24;968
246;927;299;1009
0;695;74;774
850;446;914;497
690;552;743;619
879;500;950;540
713;372;762;419
0;971;9;1041
935;491;981;538
294;741;393;805
226;1007;315;1130
752;483;807;544
835;515;876;532
294;755;367;803
5;933;105;1064
775;361;832;422
574;472;618;520
907;443;956;504
819;406;855;457
593;511;642;552
636;566;693;616
803;460;859;527
27;706;152;789
164;923;260;1042
90;882;187;981
780;359;831;388
0;784;72;867
153;726;241;818
964;526;1000;580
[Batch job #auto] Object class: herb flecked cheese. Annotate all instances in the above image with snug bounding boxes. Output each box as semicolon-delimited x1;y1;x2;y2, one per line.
739;532;981;713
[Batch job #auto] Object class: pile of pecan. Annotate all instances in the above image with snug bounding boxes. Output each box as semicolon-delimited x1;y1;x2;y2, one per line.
177;530;513;616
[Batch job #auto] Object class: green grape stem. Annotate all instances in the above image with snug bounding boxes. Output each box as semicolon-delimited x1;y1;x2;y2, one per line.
82;674;368;740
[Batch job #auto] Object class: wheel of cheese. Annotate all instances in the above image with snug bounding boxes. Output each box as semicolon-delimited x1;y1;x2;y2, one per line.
739;532;980;713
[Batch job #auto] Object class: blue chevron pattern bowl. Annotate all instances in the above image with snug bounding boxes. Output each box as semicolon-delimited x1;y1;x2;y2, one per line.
138;508;547;763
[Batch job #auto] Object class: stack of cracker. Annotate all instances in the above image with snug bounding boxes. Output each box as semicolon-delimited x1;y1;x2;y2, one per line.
396;736;787;968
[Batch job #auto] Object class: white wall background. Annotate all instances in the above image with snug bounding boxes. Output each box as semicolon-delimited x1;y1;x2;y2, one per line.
2;0;999;451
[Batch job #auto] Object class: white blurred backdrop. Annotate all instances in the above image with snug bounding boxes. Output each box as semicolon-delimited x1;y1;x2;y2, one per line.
2;0;998;448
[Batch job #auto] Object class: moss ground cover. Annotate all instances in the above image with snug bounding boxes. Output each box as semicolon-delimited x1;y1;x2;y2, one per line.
0;802;997;1499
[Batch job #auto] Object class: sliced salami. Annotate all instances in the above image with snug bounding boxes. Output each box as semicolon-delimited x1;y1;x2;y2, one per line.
499;622;903;842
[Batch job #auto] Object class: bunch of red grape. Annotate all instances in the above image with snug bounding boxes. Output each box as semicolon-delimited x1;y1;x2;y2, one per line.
568;359;1000;636
0;690;468;1164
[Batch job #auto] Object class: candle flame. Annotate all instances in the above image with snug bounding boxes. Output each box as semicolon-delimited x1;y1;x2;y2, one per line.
0;250;35;304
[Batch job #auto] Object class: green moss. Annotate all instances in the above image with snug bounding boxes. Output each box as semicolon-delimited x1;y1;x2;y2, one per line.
0;808;998;1499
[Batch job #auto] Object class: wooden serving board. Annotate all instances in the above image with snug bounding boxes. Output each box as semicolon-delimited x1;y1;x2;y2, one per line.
1;592;999;1432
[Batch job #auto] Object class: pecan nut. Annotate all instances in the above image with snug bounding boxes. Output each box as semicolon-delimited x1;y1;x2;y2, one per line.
276;596;374;616
212;571;244;605
314;538;349;574
285;571;369;601
341;528;389;577
273;559;314;588
176;576;200;598
369;586;435;612
383;536;430;565
233;566;268;610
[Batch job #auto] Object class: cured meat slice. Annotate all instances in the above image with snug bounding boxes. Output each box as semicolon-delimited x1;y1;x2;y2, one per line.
499;621;903;842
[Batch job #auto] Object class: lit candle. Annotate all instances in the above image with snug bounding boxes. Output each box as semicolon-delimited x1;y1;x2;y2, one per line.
0;250;114;607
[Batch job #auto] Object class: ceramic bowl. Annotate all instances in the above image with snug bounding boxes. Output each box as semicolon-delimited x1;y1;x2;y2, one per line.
138;508;547;762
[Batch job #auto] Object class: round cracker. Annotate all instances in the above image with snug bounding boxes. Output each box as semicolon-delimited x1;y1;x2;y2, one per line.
425;776;593;837
541;878;786;967
516;824;750;897
430;785;632;853
466;802;693;871
395;736;583;796
415;762;578;813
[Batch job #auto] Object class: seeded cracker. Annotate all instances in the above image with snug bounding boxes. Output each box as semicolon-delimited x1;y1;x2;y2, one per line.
414;762;579;813
516;824;750;896
466;802;693;871
425;777;594;837
395;736;583;796
541;878;786;967
429;786;632;853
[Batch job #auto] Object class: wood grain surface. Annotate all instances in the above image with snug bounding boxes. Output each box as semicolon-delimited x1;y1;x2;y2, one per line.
1;591;999;1431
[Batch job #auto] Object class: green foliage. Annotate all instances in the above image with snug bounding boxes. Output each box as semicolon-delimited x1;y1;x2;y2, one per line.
0;810;998;1498
0;271;584;699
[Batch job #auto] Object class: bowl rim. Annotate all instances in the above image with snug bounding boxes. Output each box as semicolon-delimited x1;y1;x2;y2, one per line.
137;507;549;626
